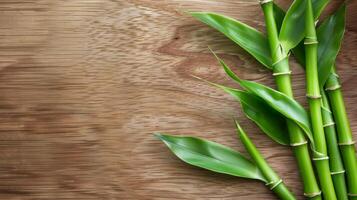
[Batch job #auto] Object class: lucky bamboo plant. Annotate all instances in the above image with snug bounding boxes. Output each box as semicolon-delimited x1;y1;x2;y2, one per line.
326;66;357;199
304;1;336;199
156;0;357;199
292;3;354;199
155;121;296;200
190;0;329;198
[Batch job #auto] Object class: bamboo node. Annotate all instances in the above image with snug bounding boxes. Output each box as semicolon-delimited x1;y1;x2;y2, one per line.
323;122;335;128
290;141;307;147
314;20;319;26
266;179;282;190
306;94;321;99
349;193;357;197
331;72;339;78
304;191;322;198
304;37;318;45
331;170;345;175
272;55;288;67
272;71;291;76
305;36;317;40
325;84;341;91
321;106;331;113
259;0;273;4
312;156;329;161
338;141;356;146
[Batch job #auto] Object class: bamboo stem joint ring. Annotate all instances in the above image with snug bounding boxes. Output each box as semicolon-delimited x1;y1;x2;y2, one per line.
273;71;292;76
304;191;322;198
321;106;332;113
306;94;322;99
304;37;318;45
290;141;307;147
338;141;355;146
266;179;283;190
330;170;345;175
312;156;329;161
323;122;335;128
271;55;288;68
325;85;341;91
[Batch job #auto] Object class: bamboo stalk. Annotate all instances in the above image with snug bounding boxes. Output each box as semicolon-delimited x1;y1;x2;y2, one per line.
325;66;357;199
260;2;321;199
236;122;296;200
321;90;348;200
304;1;336;199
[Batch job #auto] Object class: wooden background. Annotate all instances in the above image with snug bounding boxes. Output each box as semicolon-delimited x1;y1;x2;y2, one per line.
0;0;356;199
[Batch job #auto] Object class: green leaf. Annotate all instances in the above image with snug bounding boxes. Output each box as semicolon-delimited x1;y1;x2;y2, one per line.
155;133;267;182
273;4;286;32
291;42;305;66
279;0;329;51
214;56;315;147
316;4;346;86
220;87;290;145
190;12;272;68
290;4;346;86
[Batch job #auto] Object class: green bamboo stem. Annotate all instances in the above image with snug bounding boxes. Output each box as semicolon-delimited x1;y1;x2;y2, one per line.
304;1;336;199
325;66;357;199
321;90;348;200
261;2;321;199
236;122;296;200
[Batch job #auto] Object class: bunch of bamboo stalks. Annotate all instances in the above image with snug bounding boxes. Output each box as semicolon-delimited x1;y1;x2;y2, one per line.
155;1;356;199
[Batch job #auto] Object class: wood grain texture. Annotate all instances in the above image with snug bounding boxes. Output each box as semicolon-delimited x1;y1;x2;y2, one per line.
0;0;355;199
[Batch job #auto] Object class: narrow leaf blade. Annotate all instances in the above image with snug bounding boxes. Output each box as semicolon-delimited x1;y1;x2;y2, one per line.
215;57;315;146
156;133;267;182
279;0;329;51
190;12;272;68
238;79;313;146
317;4;346;86
273;4;285;32
290;4;346;86
222;87;290;145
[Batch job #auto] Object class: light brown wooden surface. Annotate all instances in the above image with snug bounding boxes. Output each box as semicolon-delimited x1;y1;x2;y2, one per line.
0;0;356;199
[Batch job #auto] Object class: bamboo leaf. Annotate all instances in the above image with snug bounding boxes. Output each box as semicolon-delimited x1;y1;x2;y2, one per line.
213;56;315;147
190;12;272;68
317;4;346;86
279;0;329;51
290;4;346;86
220;86;290;145
199;50;290;146
291;42;305;66
273;4;285;32
155;133;267;182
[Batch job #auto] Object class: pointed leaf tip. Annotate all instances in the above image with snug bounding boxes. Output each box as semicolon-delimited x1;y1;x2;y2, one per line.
202;64;290;146
235;120;248;143
154;132;163;139
190;74;226;91
208;46;220;61
209;52;241;83
234;120;244;135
